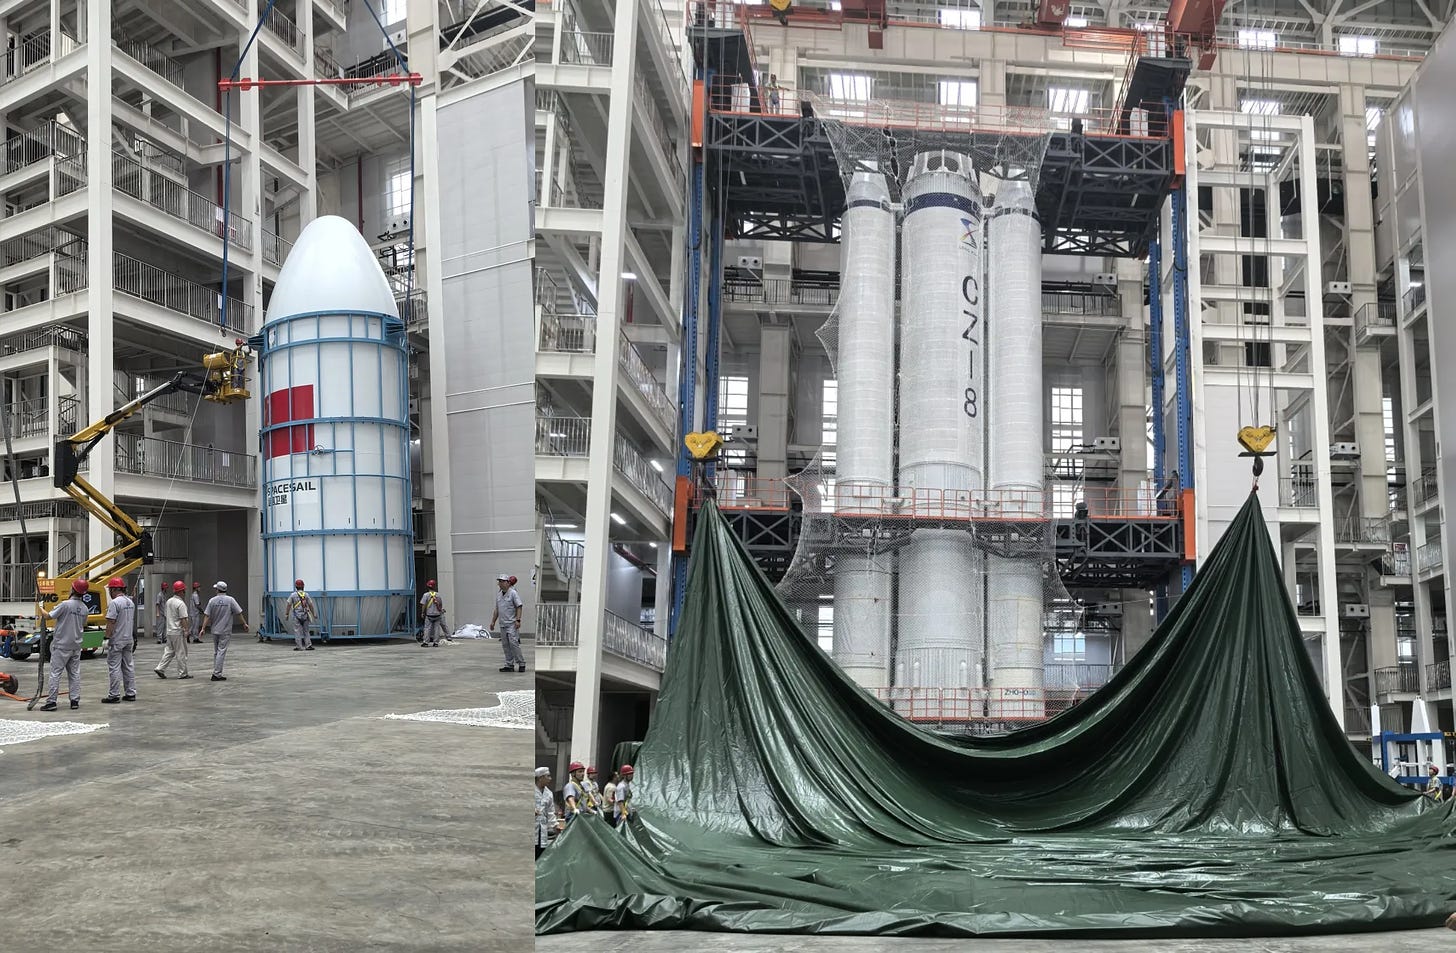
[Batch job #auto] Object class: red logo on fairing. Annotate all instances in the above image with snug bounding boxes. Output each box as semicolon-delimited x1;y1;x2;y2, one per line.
265;385;315;458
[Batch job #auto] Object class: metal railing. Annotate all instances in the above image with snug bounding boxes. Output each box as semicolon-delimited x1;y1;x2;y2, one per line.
1404;284;1427;315
1042;291;1122;316
1279;475;1318;508
114;33;185;87
262;229;292;267
631;66;685;183
1335;516;1391;545
1417;541;1443;574
1;397;50;438
536;415;591;456
113;434;257;488
539;313;596;354
2;30;79;86
533;604;667;671
113;151;254;250
397;291;426;326
263;6;303;53
549;537;583;582
1043;662;1116;691
112;252;253;333
559;30;614;66
1412;467;1439;506
0;500;82;523
1382;544;1412;577
1374;663;1421;696
1428;659;1452;691
536;602;581;647
604;610;667;671
723;276;837;307
0;226;73;266
127;377;193;415
614;434;673;513
1354;301;1397;335
3;121;84;175
314;44;344;79
54;241;87;295
0;561;44;601
0;325;85;356
617;333;676;435
149;525;190;560
54;153;86;196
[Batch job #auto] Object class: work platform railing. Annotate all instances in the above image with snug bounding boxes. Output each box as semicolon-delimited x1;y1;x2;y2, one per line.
112;151;255;251
870;685;1103;729
709;474;1177;522
536;415;674;515
536;602;668;672
113;434;257;489
705;78;1172;141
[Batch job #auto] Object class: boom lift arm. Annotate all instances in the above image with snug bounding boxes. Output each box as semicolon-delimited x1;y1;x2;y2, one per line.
41;343;253;624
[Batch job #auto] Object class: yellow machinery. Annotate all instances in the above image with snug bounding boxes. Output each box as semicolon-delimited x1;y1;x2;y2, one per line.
36;342;253;628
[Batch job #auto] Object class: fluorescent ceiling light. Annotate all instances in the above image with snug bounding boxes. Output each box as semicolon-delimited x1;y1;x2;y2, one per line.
621;271;637;280
649;460;664;472
545;522;577;529
611;512;626;525
649;541;658;548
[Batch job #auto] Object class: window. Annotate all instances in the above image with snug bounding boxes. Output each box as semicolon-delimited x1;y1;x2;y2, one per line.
1238;29;1277;49
1048;87;1090;114
1051;385;1083;518
1366;104;1383;153
1383;396;1397;483
1339;35;1378;56
821;379;837;452
816;604;833;653
1053;629;1086;660
827;72;872;101
718;375;750;468
1240;98;1281;142
1064;15;1089;27
386;166;410;218
938;79;978;108
938;7;982;30
380;0;407;24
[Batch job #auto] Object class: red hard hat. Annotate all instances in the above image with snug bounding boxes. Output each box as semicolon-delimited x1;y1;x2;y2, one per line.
509;575;518;585
426;579;436;588
620;764;635;776
70;578;90;595
172;581;186;592
586;766;598;775
106;577;125;590
295;579;305;588
568;761;584;772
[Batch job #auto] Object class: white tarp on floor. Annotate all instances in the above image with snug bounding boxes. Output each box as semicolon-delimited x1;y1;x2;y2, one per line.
383;690;533;731
0;718;106;751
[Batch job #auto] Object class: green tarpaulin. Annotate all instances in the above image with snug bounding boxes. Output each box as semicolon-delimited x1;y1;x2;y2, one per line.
536;493;1456;937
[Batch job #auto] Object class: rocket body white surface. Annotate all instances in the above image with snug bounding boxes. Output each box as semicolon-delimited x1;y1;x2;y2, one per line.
895;151;985;692
833;172;895;689
986;181;1046;713
258;215;413;640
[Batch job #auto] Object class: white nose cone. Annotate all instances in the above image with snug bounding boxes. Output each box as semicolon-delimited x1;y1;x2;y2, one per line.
265;215;399;324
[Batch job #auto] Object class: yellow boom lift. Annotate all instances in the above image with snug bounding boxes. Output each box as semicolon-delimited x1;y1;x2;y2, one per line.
8;343;251;666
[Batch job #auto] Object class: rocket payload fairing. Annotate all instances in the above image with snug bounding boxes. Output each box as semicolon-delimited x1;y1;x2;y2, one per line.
257;216;415;641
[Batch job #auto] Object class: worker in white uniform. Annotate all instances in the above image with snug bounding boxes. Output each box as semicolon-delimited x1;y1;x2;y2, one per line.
419;579;446;647
284;579;316;651
189;581;204;643
492;574;526;673
40;578;91;711
204;581;246;681
583;766;602;817
535;766;562;859
154;580;192;679
101;577;137;704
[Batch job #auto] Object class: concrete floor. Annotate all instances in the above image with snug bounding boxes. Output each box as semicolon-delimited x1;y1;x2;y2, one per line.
0;635;533;952
538;930;1452;951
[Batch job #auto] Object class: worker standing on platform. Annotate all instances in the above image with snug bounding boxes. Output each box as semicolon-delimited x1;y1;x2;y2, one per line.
39;579;90;711
155;581;191;680
419;579;446;647
285;579;316;651
189;581;204;643
493;574;526;673
101;577;137;704
204;581;246;682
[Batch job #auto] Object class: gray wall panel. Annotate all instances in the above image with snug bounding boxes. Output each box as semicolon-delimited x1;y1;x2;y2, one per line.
436;80;538;628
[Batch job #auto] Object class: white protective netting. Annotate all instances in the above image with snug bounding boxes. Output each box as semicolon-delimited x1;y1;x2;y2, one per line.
383;691;535;731
0;718;107;750
771;102;1081;735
